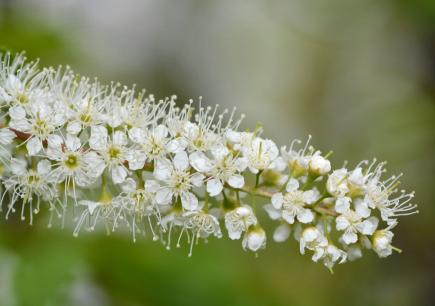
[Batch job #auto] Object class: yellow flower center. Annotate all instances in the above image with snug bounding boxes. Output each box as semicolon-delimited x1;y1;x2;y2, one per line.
64;153;79;169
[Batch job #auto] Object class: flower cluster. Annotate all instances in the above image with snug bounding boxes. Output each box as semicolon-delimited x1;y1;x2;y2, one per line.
0;53;418;270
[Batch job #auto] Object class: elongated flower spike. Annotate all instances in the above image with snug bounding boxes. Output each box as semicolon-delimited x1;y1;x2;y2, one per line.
0;52;418;271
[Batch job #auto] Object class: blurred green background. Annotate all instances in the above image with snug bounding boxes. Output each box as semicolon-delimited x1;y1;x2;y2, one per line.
1;1;434;306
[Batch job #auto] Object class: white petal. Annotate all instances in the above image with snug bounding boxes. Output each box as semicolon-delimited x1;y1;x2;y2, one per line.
10;158;27;176
286;178;300;192
113;131;127;146
335;197;351;214
271;193;283;209
349;167;364;186
297;209;314;223
336;215;350;231
181;191;198;211
84;152;106;177
154;125;168;139
228;174;245;189
225;129;242;143
207;178;223;196
355;199;371;218
155;187;173;205
302;189;319;204
112;165;127;184
282;210;296;224
79;200;100;215
37;159;51;175
234;157;248;172
302;227;321;243
128;127;145;143
189;151;213;172
47;134;63;149
9;119;31;131
89;125;108;150
312;247;325;262
0;87;11;101
65;134;81;151
183;122;199;138
343;231;358;244
144;180;160;193
264;204;281;220
66;121;82;135
228;229;243;240
0;128;16;145
9;106;26;119
125;150;146;170
153;159;172;181
121;178;137;193
210;145;229;160
356;217;379;235
167;138;187;153
190;173;204;187
273;224;291;242
262;139;279;159
26;137;42;156
173;151;189;171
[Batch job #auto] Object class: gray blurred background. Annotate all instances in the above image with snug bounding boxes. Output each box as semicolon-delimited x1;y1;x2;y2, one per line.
1;1;434;306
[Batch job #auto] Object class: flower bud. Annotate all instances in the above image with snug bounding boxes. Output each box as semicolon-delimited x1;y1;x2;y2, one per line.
243;226;266;252
309;155;331;176
372;230;394;258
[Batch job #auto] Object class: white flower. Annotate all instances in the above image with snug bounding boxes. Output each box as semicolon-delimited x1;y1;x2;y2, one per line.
245;137;279;173
89;125;130;184
224;205;257;240
182;121;219;152
8;104;64;155
182;210;223;256
2;158;57;224
74;197;122;237
372;229;394;258
300;226;346;271
153;151;204;211
280;136;315;176
183;103;238;152
184;211;222;239
225;130;254;152
0;57;47;109
267;178;318;225
128;124;171;168
190;145;247;196
116;178;160;215
46;134;104;187
113;178;162;241
347;167;367;196
299;226;327;255
364;173;417;224
242;226;266;252
115;90;167;130
313;243;347;271
0;52;419;265
59;82;106;134
336;210;379;244
327;168;349;196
